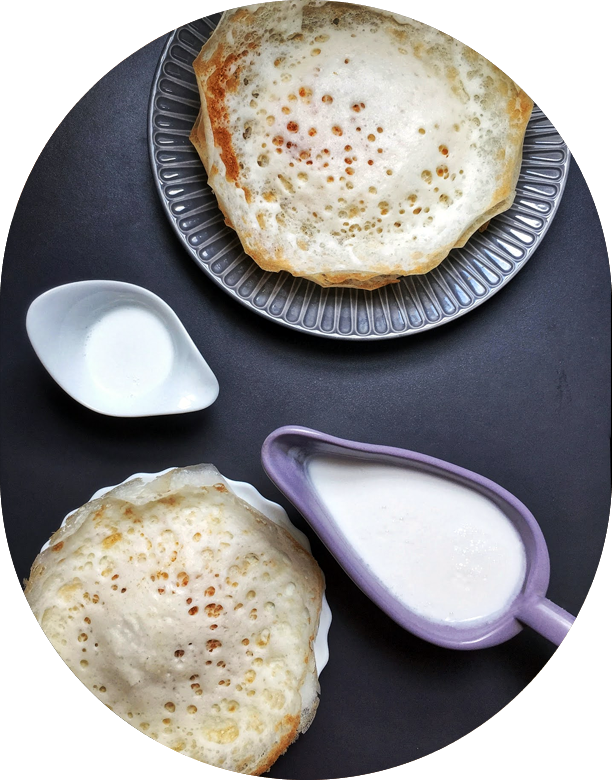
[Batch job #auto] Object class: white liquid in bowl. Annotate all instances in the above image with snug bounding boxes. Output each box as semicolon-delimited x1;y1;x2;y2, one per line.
85;305;174;397
308;456;526;627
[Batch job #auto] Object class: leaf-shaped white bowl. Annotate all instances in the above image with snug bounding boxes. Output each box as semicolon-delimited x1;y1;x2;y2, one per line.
27;280;219;417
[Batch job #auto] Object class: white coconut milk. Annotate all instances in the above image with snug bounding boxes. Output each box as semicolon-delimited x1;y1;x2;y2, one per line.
308;456;526;626
85;305;174;398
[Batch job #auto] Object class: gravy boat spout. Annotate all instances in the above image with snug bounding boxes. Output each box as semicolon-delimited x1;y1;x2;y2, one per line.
262;426;575;651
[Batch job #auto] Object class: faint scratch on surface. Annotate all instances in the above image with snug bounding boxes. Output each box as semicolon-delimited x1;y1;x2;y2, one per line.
555;369;572;407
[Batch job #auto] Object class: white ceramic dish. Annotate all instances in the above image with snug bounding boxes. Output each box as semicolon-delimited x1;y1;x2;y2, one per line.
26;280;219;417
42;467;332;674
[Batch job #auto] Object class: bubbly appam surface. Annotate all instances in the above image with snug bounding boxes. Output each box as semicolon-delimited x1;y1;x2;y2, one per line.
190;1;532;289
25;466;324;774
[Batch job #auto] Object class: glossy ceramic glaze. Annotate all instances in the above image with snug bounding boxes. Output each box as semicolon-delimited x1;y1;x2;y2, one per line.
262;426;575;649
26;280;219;417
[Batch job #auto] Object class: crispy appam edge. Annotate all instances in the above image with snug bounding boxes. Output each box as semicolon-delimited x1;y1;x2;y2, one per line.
455;72;533;242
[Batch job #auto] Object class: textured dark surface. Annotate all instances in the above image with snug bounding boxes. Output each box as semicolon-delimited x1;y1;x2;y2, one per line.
0;34;610;780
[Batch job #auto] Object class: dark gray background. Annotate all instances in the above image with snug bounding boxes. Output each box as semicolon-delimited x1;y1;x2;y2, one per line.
0;33;610;780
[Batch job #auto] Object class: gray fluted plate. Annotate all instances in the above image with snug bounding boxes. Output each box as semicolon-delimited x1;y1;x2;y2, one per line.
148;16;570;341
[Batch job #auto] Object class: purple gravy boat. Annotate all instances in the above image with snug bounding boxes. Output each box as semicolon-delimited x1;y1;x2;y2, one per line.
261;426;575;651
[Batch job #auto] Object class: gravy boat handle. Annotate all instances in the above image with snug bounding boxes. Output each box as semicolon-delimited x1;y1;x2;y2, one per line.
516;597;575;645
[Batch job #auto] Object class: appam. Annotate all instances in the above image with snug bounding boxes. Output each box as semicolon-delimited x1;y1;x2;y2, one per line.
190;1;533;290
25;465;325;774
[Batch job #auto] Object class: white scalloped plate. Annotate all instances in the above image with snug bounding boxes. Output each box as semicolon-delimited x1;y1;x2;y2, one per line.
149;16;570;340
42;467;332;675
